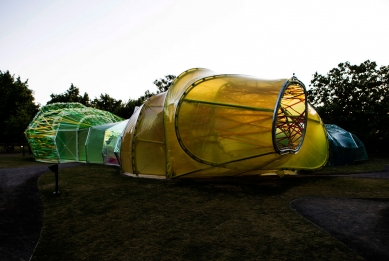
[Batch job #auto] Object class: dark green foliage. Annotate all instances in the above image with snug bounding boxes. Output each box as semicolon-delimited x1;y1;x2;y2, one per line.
45;75;176;119
139;89;155;101
94;74;176;118
91;94;144;119
153;74;176;93
91;93;123;115
47;83;91;106
307;60;389;152
114;98;143;118
0;71;39;144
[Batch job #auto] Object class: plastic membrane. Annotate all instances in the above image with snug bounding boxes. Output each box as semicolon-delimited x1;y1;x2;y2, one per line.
25;103;123;163
120;68;328;178
25;68;366;178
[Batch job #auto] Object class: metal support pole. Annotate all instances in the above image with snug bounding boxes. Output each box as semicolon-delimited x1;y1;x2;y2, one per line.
48;164;59;195
55;171;59;194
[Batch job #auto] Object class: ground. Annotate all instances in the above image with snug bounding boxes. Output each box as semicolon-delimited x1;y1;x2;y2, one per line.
0;160;81;261
0;156;388;261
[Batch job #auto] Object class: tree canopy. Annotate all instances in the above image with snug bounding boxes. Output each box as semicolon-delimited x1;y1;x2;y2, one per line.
91;93;123;114
0;70;39;144
153;75;176;93
47;83;91;106
46;75;177;119
307;60;389;151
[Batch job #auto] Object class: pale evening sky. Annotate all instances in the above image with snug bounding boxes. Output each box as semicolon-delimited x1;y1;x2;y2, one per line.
1;0;388;105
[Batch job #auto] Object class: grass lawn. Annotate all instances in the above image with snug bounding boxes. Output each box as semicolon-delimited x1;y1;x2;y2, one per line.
309;153;389;175
31;155;389;261
0;154;49;168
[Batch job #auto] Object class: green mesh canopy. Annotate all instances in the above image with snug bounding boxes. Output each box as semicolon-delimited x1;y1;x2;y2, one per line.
25;103;123;163
325;124;368;166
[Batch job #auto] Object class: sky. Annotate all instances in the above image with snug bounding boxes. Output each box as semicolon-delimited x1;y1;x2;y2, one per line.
1;0;389;105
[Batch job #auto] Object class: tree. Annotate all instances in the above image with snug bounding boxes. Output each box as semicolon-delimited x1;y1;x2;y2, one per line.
44;74;177;120
153;75;176;93
47;83;91;106
115;98;144;119
138;90;155;102
307;60;389;151
0;71;39;144
91;93;123;114
127;75;177;108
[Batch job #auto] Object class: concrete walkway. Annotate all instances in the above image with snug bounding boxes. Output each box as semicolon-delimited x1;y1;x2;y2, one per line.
0;163;81;261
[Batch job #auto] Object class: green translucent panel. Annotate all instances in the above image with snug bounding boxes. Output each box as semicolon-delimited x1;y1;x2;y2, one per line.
114;137;122;165
56;130;77;162
86;123;118;164
78;129;89;162
102;120;129;165
25;102;122;163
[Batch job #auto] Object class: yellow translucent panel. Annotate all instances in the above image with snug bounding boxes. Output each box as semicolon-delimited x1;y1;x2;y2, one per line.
161;70;324;178
176;166;244;178
184;76;283;109
165;68;215;111
132;93;166;176
164;68;218;178
178;100;275;164
133;142;166;175
176;75;286;166
120;105;143;173
224;153;288;172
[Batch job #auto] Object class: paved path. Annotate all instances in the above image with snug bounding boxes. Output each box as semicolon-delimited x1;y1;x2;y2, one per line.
291;197;389;261
0;163;81;261
291;166;389;261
